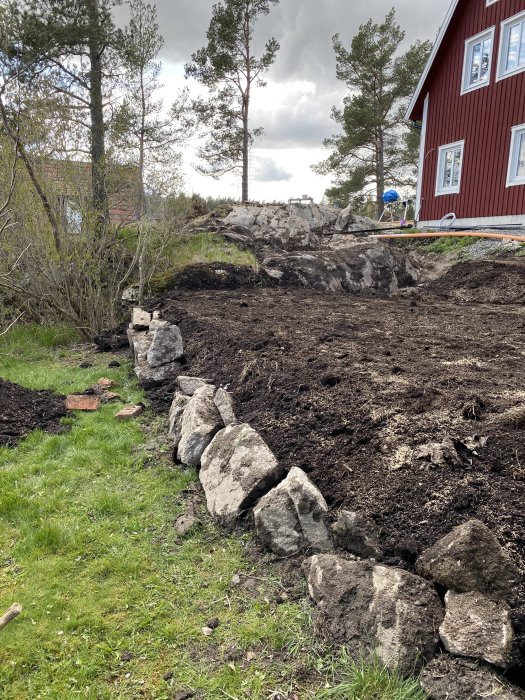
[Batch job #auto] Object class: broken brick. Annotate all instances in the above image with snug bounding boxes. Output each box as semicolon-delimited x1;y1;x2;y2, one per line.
115;405;144;419
66;395;101;411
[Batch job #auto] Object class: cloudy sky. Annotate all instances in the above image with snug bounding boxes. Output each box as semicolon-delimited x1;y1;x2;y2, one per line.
141;0;452;202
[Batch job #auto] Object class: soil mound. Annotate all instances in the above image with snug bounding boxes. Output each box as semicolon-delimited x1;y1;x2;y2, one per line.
157;263;270;291
0;378;67;447
424;258;525;304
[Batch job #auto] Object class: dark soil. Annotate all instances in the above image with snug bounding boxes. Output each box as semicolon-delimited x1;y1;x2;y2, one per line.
0;378;67;447
425;258;525;304
147;258;525;666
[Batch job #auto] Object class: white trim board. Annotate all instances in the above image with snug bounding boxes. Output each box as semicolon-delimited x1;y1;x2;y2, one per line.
419;214;525;228
406;0;461;119
415;94;429;222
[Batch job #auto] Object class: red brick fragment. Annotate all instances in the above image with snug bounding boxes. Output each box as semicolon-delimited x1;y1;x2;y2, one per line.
115;405;143;419
66;395;101;411
94;378;116;393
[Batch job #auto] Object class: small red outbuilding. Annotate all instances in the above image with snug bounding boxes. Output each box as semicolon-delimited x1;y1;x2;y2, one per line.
407;0;525;228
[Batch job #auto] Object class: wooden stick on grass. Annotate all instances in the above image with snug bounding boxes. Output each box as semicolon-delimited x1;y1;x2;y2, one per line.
0;603;22;631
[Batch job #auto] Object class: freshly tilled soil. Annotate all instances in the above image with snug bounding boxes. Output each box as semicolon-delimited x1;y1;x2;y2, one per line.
147;260;525;668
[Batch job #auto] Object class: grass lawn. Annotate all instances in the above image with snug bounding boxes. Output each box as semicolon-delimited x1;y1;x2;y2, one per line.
0;326;427;700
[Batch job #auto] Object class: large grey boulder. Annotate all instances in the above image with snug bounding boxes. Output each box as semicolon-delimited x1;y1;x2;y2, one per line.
177;385;223;467
420;656;525;700
416;520;521;601
135;362;178;389
168;391;190;446
147;325;184;368
440;591;516;669
331;510;380;558
262;242;419;295
303;554;443;676
199;423;283;526
254;467;332;556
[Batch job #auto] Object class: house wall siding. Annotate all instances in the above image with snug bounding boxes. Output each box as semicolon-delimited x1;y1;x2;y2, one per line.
419;0;525;224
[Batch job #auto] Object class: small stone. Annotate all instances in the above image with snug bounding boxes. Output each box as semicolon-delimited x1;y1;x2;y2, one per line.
163;671;173;681
176;376;213;396
168;392;190;446
213;388;237;425
246;651;256;662
230;573;241;587
201;626;213;636
331;510;380;558
116;405;144;419
416;519;521;600
440;590;516;668
174;502;198;536
66;395;100;411
108;360;120;368
131;307;151;330
420;655;525;700
206;617;220;629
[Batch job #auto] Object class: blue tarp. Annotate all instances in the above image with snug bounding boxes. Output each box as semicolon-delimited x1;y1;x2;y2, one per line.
382;189;400;203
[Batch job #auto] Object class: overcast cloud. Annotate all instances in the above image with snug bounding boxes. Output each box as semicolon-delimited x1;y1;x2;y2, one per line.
126;0;452;201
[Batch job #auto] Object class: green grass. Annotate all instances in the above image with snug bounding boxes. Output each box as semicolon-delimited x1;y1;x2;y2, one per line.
166;232;259;271
420;235;475;254
318;656;428;700
0;324;427;699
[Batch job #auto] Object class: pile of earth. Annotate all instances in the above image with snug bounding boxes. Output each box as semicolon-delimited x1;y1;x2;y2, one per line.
145;280;525;669
424;258;525;304
0;378;67;447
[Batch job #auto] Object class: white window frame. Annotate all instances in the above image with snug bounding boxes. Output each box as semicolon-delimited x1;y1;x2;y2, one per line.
497;10;525;81
486;0;498;6
506;124;525;187
461;27;495;94
436;141;465;196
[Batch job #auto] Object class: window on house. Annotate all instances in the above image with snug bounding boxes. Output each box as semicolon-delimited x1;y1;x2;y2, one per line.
507;124;525;186
462;28;494;93
498;10;525;79
436;141;464;195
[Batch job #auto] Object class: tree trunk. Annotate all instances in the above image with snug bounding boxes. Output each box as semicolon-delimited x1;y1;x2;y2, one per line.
86;0;109;234
0;95;62;252
375;127;385;220
242;103;249;203
241;7;250;203
137;70;147;218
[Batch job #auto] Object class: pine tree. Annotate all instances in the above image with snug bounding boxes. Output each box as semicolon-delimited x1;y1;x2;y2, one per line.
185;0;280;203
315;9;431;218
9;0;122;232
111;0;192;217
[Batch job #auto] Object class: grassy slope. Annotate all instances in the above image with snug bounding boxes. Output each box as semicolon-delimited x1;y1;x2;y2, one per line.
0;327;427;700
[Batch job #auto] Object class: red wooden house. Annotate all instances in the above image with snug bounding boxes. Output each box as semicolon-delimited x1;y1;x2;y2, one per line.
407;0;525;228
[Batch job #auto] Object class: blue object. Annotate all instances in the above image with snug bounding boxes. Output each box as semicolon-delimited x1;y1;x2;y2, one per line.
382;189;400;203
